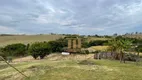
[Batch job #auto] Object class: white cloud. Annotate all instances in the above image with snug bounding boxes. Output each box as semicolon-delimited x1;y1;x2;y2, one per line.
0;0;142;35
0;26;19;33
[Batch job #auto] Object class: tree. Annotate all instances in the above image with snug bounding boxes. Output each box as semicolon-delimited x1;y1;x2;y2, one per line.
107;39;118;59
118;39;132;63
48;38;67;52
0;43;27;62
1;43;27;57
88;40;108;46
0;49;6;60
29;42;51;59
82;41;89;48
135;45;142;63
107;38;132;63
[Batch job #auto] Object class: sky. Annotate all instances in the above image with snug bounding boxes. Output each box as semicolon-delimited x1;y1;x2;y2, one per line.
0;0;142;35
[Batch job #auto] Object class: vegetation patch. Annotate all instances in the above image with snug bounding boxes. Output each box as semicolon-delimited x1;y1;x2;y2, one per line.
78;60;96;65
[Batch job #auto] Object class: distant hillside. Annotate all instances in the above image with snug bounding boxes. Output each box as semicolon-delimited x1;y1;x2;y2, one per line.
123;33;142;39
0;34;64;47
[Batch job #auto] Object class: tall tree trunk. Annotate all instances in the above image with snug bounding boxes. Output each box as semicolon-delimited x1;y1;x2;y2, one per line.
122;53;125;63
105;52;107;59
136;52;140;65
120;53;122;63
119;52;125;63
110;52;112;59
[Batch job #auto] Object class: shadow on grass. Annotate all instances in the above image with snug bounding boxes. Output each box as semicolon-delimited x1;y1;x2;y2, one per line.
78;60;95;65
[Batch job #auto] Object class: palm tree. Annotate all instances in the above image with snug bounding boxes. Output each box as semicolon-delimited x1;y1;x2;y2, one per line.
135;45;142;64
108;38;132;63
118;39;132;63
107;39;118;59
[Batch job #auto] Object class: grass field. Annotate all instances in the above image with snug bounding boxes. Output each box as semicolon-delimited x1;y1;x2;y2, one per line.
0;35;110;47
0;54;142;80
91;46;109;51
0;35;64;47
87;37;111;42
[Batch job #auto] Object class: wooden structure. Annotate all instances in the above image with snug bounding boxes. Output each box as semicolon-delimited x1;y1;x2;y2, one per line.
67;37;82;53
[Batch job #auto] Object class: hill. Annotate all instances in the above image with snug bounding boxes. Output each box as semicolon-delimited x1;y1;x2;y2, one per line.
123;33;142;39
0;34;64;47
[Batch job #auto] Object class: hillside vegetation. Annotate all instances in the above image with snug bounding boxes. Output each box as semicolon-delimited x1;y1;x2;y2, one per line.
87;37;111;42
0;35;64;47
123;33;142;39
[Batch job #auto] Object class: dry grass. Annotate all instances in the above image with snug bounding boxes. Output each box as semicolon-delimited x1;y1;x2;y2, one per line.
0;34;64;47
90;46;109;51
13;56;34;62
123;34;142;39
0;54;142;80
87;37;111;42
46;54;94;61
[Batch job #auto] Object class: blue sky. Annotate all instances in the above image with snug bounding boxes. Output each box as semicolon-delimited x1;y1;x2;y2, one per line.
0;0;142;35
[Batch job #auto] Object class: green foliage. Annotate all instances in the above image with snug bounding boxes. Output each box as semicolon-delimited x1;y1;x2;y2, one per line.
88;40;108;46
64;35;80;38
29;42;51;59
125;53;137;61
92;50;101;54
136;45;142;52
82;42;89;48
0;43;27;57
48;38;67;52
80;50;89;54
82;40;108;48
85;50;89;54
0;51;6;60
108;38;132;53
107;38;132;62
116;36;142;45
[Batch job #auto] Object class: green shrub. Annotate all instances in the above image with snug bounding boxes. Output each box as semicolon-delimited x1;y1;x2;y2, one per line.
137;45;142;52
82;42;89;48
0;51;6;61
29;42;51;59
85;50;89;54
80;50;89;54
82;40;108;48
88;40;108;46
48;38;67;52
1;43;27;57
125;53;137;61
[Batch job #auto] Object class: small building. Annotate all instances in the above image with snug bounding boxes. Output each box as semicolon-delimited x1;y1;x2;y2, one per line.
66;36;82;53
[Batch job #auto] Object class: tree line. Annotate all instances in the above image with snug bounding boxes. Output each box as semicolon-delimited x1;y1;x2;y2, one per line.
0;36;142;63
0;38;67;61
106;36;142;63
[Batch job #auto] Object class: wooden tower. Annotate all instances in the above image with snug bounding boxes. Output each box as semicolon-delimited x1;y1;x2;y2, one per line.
67;38;81;53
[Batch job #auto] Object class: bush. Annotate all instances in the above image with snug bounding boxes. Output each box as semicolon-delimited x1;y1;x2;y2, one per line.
137;45;142;52
80;50;89;54
88;40;108;47
29;42;51;59
125;53;137;61
85;50;89;54
1;43;27;57
0;51;6;61
82;42;89;48
48;38;67;52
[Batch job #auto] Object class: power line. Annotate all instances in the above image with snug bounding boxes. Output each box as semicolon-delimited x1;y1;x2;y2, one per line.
0;56;28;78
